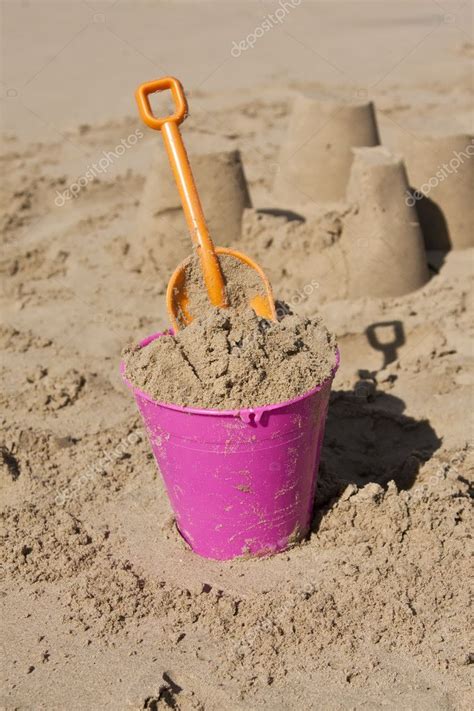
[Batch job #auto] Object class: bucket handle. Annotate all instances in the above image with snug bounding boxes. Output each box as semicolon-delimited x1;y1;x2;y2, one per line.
239;409;264;425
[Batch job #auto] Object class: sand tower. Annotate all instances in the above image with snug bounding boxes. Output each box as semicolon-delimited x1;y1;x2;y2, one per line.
343;147;430;298
131;148;251;274
400;134;474;250
273;96;380;208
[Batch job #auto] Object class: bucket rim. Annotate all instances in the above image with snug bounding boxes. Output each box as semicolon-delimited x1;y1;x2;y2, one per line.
121;330;339;419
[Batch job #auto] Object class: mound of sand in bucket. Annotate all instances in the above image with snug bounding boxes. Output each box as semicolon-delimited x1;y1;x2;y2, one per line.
122;255;338;561
273;95;380;208
123;255;337;409
129;148;251;275
342;147;430;298
399;134;474;250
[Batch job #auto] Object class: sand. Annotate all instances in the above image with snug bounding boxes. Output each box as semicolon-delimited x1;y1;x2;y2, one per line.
123;253;337;408
1;1;473;709
124;307;336;409
174;252;268;326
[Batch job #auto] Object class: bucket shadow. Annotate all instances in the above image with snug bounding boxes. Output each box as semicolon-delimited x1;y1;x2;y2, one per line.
312;388;441;519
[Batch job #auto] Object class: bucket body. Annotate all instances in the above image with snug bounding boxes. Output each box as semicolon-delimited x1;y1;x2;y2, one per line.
122;332;338;560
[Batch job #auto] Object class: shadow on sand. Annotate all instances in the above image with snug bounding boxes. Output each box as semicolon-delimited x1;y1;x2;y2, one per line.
312;317;441;523
314;388;441;516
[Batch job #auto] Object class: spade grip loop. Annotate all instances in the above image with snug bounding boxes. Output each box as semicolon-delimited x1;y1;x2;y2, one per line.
135;76;188;129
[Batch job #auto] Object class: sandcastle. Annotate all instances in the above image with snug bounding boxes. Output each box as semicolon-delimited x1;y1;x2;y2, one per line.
273;96;380;207
131;147;251;274
400;134;474;250
342;147;430;298
135;92;470;303
241;145;430;302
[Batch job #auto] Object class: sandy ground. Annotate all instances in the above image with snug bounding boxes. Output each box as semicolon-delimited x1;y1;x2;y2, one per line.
1;1;473;709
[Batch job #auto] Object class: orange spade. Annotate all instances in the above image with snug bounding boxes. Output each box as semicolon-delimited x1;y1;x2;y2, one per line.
135;76;276;330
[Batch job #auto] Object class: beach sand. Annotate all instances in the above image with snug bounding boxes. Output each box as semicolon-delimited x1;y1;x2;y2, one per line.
1;1;473;709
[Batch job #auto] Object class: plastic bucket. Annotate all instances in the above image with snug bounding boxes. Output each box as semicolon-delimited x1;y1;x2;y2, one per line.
121;332;339;560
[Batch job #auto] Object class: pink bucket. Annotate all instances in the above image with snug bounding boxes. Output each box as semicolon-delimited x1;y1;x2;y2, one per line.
122;332;339;560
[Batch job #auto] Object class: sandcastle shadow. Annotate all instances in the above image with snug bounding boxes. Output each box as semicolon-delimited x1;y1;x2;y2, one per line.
410;189;452;253
257;208;305;223
312;388;441;519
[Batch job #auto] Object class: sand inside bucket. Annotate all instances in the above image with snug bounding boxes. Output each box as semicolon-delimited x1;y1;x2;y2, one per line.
123;255;337;409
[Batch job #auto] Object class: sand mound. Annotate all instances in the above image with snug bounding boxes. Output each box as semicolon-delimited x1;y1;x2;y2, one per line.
124;251;337;408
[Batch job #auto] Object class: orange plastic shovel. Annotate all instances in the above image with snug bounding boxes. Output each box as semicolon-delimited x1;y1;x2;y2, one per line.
135;76;276;330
